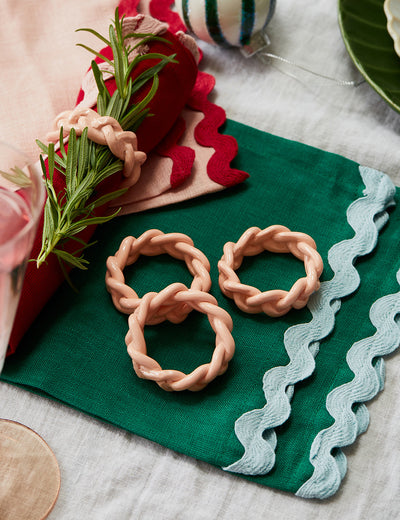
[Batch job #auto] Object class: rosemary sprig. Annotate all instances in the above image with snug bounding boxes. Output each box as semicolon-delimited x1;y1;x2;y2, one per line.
36;8;177;269
36;129;124;270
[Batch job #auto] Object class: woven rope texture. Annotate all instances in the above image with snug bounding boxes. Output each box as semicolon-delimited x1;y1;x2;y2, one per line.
218;226;323;317
106;229;212;324
47;107;147;187
126;282;235;391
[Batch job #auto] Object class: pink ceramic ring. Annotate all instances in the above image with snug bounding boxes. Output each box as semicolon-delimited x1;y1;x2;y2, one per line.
106;229;211;324
218;226;323;317
126;283;235;391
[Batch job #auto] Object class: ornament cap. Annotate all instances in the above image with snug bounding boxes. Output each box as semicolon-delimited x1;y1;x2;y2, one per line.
240;28;271;58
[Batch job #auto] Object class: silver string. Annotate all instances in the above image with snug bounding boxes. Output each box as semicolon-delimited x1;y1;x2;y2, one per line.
259;51;364;87
240;29;364;88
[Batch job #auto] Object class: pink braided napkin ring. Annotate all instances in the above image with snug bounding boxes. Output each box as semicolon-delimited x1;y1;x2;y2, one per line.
47;107;147;188
105;229;212;324
125;283;235;391
218;226;324;317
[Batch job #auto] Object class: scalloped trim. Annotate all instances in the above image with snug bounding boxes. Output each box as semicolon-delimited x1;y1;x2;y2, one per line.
155;115;195;189
223;166;396;476
112;2;204;190
149;0;249;187
296;268;400;499
118;0;248;188
187;71;249;187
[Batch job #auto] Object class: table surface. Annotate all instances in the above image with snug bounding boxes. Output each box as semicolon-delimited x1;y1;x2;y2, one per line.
1;1;399;518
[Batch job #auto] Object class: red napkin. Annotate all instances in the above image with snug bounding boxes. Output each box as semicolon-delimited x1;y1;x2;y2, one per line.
8;0;248;353
9;11;198;351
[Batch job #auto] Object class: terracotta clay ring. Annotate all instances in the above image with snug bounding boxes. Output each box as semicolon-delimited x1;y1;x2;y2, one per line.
125;283;235;391
218;226;323;317
106;229;211;324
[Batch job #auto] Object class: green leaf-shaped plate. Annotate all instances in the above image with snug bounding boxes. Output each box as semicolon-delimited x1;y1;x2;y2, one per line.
339;0;400;112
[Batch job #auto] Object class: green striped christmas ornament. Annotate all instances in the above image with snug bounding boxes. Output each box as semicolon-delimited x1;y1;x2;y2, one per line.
176;0;276;48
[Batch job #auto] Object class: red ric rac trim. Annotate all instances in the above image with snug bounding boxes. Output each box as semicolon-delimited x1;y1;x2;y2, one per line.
148;0;248;187
156;116;195;189
114;1;195;188
188;70;249;187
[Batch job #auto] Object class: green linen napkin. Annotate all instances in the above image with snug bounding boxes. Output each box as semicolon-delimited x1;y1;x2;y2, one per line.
2;120;399;498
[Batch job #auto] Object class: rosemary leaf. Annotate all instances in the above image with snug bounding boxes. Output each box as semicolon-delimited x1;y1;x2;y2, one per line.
65;128;78;197
77;127;89;184
88;187;127;209
75;27;111;47
41;202;54;251
126;53;177;89
127;35;172;52
94;161;124;184
91;60;110;115
36;139;49;155
40;154;48;180
59;127;67;161
121;75;159;130
65;209;121;236
57;256;79;292
105;90;122;119
121;79;133;115
69;236;97;249
129;110;150;133
47;142;55;183
54;248;89;270
62;169;97;217
76;44;113;66
109;25;124;95
37;140;67;173
97;95;106;117
114;9;124;43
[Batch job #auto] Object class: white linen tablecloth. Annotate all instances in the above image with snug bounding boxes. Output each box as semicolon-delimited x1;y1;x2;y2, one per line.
0;1;399;518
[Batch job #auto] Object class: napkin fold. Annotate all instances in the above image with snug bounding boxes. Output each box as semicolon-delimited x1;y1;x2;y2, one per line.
8;1;248;352
3;120;399;498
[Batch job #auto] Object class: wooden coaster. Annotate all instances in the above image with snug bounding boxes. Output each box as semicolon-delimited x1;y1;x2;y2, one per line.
0;419;61;520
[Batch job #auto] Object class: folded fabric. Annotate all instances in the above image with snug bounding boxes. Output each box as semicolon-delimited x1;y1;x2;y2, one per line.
8;1;247;352
8;12;197;351
2;120;399;499
105;0;250;206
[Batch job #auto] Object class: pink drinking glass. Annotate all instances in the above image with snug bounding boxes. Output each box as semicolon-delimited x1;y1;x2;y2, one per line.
0;145;60;519
0;142;45;371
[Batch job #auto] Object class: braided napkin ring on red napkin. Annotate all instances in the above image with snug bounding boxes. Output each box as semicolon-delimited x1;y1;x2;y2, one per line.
9;12;200;352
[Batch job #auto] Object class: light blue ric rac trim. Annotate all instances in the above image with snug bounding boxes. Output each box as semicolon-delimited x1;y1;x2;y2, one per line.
296;268;400;499
223;166;396;476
